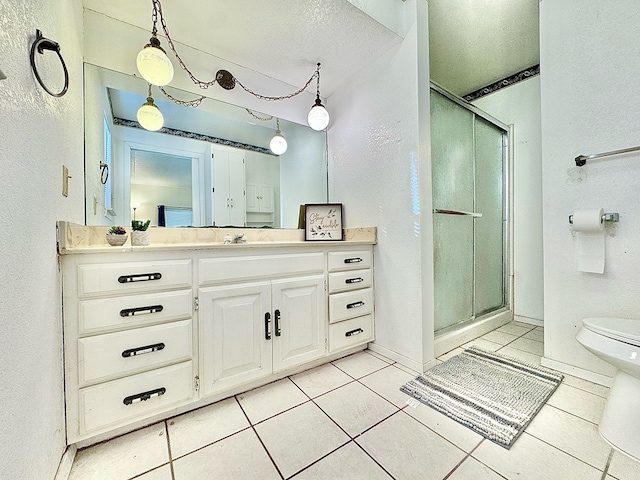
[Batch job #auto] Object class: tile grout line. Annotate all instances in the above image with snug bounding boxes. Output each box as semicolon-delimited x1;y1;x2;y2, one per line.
234;395;285;480
164;421;176;480
352;438;398;480
440;439;494;480
283;439;353;479
600;448;614;480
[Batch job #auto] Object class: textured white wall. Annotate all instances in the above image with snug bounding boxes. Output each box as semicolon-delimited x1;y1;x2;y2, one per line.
473;77;543;323
328;0;434;370
540;0;640;378
0;0;84;478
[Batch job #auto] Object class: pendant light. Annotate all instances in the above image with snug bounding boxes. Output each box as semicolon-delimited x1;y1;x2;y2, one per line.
269;118;288;155
307;63;330;131
136;1;173;86
137;84;164;131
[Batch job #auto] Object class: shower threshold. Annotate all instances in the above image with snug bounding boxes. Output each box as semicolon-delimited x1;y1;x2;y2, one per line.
434;309;512;357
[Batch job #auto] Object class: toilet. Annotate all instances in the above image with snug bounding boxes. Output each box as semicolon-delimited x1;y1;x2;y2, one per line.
576;317;640;462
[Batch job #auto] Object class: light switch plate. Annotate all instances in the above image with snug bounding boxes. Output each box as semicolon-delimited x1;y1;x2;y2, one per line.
62;165;70;197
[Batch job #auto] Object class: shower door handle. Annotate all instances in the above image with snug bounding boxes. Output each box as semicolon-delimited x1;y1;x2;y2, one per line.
433;208;482;218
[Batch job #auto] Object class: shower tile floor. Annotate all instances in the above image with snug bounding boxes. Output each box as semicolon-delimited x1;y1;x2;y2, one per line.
67;321;640;480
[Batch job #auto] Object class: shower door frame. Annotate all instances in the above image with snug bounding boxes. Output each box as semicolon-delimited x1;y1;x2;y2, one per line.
430;82;514;346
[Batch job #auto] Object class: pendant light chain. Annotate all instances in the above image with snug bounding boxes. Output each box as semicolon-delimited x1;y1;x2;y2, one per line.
245;109;274;121
150;0;323;100
159;86;205;107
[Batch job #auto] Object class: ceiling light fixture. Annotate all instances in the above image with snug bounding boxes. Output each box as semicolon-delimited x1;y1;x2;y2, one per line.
269;119;288;155
139;0;329;130
136;84;164;131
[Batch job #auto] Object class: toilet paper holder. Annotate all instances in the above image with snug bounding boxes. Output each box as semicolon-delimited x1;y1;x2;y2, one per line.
568;212;619;225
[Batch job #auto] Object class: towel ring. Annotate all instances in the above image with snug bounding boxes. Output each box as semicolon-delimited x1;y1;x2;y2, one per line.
29;29;69;98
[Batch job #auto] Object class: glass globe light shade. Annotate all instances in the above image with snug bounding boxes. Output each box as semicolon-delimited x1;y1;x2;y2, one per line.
307;102;330;131
137;101;164;131
269;132;288;155
136;44;174;86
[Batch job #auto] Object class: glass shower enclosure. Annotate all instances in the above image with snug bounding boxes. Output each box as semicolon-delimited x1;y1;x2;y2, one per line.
431;84;510;335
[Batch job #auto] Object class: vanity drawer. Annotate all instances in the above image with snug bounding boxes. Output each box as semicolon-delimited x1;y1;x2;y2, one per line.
328;269;373;294
77;260;192;297
328;314;374;353
78;289;192;336
199;253;324;285
329;287;374;324
79;361;194;435
77;319;193;386
328;250;372;272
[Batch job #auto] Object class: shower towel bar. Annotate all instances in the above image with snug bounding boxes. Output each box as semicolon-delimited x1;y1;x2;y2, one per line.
575;145;640;166
433;208;483;218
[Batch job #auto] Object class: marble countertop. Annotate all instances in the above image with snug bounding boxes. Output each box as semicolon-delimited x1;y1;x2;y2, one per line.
57;222;377;254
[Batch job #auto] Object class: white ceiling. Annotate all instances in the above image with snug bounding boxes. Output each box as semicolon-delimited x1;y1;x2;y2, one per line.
429;0;540;96
82;0;404;98
85;0;539;105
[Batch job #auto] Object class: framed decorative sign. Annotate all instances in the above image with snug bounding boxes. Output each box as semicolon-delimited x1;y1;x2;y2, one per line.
304;203;343;241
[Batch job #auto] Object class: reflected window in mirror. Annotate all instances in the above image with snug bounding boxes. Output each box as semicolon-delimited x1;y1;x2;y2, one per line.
103;116;114;218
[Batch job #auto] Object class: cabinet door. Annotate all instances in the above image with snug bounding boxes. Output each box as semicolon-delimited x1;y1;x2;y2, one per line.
199;282;271;397
245;183;258;212
212;149;230;226
259;184;275;213
271;275;326;372
227;150;246;226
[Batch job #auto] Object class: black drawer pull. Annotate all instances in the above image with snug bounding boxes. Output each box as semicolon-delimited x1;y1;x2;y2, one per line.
345;328;364;337
265;312;272;340
120;305;164;317
118;273;162;283
347;301;365;309
122;343;165;358
345;277;364;284
344;257;363;264
274;309;282;337
123;387;166;405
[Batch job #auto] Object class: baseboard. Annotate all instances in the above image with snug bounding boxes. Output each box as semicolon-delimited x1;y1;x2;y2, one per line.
54;444;76;480
541;356;613;387
367;343;424;373
514;315;544;327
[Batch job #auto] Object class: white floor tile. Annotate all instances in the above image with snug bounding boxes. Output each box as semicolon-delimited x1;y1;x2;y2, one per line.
608;450;640;479
357;411;466;480
392;361;422;376
405;403;483;453
167;397;249;459
523;328;544;342
254;401;350;478
547;383;606;424
463;338;501;351
314;381;397;437
290;363;353;398
134;464;173;479
473;433;603;480
561;373;610;398
447;457;505;480
332;351;390;379
237;377;309;424
526;405;611;470
481;330;518;346
290;441;392;479
497;322;534;336
437;347;464;362
509;337;544;356
172;428;280;479
358;365;416;408
495;345;542;365
69;424;169;480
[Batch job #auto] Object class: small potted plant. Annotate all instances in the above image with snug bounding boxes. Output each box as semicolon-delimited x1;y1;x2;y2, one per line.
131;219;151;246
106;226;128;246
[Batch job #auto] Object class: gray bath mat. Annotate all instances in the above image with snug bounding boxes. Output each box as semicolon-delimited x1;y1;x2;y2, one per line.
400;345;563;449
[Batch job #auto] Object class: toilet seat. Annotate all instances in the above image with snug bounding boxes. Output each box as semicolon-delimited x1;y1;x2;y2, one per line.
583;317;640;347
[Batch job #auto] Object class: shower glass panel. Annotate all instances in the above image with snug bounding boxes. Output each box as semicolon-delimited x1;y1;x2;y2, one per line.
431;88;507;334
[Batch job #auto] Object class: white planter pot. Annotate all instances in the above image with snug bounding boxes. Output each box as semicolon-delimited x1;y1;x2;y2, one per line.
105;233;128;246
131;231;149;246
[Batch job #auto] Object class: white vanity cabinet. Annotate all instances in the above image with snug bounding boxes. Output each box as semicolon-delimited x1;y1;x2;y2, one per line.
327;250;375;352
62;258;196;444
59;235;374;445
197;252;326;397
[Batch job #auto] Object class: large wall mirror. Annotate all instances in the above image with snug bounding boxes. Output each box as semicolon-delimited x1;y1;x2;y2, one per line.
84;63;328;229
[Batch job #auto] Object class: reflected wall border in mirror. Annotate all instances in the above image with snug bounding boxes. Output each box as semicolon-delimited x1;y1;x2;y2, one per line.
83;63;328;230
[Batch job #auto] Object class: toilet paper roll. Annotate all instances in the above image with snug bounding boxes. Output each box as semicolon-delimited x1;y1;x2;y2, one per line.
572;208;605;274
